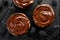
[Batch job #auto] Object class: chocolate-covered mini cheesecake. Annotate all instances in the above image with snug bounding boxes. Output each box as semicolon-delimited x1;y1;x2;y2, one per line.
13;0;34;8
33;4;55;27
7;13;30;36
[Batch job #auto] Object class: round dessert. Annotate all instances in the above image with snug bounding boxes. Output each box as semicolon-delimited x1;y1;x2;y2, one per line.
13;0;34;8
33;4;55;27
7;13;30;36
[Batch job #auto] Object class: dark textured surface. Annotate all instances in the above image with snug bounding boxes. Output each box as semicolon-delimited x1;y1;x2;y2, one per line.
0;0;60;40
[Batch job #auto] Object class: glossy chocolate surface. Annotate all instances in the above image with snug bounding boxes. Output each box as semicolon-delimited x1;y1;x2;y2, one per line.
13;0;34;8
7;13;30;36
33;4;55;27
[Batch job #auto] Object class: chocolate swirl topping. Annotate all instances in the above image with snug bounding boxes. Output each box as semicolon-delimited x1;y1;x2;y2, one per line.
33;4;55;27
13;0;34;8
7;13;30;36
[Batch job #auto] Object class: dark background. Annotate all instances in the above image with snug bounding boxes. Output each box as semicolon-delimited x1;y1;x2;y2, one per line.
0;0;60;40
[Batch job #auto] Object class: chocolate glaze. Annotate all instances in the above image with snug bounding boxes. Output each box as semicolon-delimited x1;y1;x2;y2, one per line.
13;0;34;8
33;4;55;27
7;13;30;36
